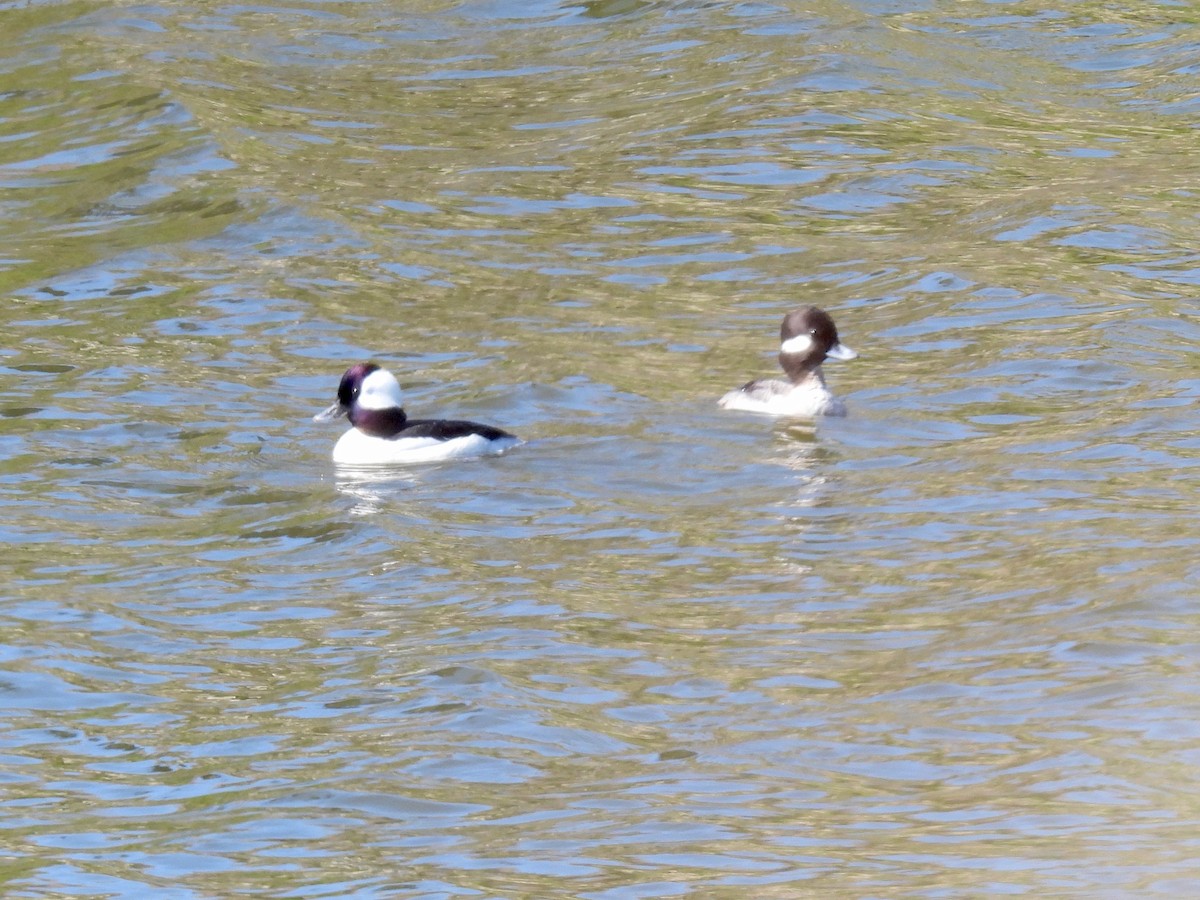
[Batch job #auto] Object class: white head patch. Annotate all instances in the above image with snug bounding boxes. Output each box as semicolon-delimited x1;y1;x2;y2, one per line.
780;333;814;355
358;368;404;410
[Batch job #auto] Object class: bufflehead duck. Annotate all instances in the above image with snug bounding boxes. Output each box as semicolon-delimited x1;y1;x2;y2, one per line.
719;306;857;417
313;362;519;465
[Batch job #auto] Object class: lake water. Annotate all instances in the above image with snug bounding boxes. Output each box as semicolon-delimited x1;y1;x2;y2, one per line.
4;1;1200;896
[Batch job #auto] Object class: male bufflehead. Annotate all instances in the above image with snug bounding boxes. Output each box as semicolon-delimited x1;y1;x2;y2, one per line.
313;362;519;465
719;306;857;417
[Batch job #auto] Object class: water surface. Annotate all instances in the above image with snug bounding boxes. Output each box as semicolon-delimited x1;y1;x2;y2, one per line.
4;1;1200;897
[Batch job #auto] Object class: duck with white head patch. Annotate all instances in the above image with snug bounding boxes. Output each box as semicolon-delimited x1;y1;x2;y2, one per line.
719;306;857;417
313;363;519;465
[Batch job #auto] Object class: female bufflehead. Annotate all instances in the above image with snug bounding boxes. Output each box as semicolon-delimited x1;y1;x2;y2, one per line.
719;306;857;417
313;362;519;465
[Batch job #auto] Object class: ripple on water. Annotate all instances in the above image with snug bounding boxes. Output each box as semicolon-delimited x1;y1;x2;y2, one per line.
4;0;1200;897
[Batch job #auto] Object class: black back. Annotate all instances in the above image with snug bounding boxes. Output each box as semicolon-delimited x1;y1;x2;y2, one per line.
400;418;514;442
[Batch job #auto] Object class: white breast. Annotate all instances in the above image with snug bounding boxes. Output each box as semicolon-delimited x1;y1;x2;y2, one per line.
719;379;845;417
331;428;520;466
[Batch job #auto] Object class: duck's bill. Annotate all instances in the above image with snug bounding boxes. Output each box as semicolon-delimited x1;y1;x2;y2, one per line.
826;342;858;361
313;403;347;422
